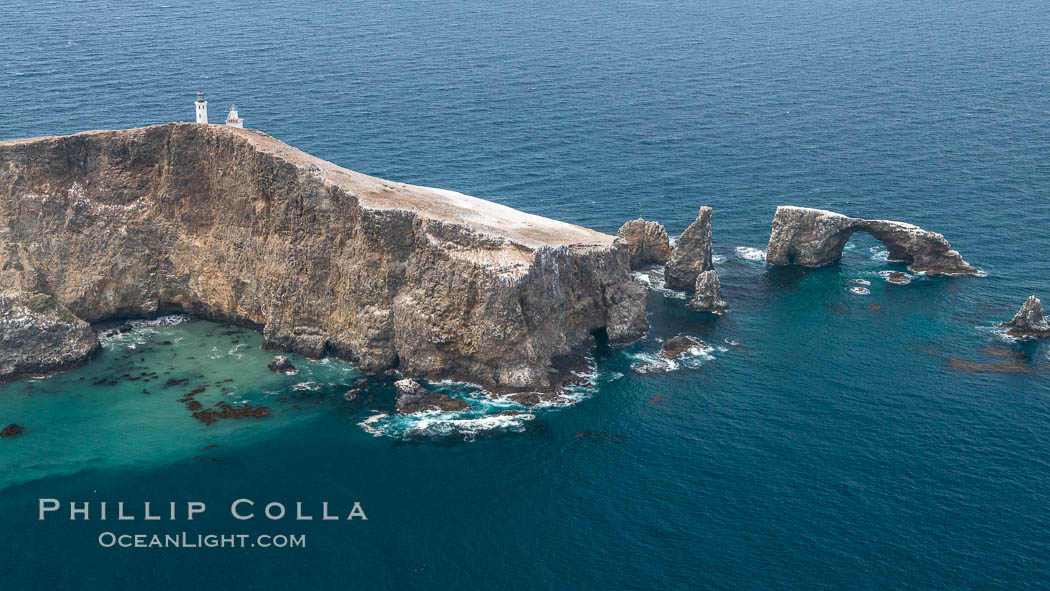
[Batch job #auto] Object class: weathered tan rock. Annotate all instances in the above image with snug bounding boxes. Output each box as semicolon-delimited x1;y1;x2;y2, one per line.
0;291;100;381
688;270;728;314
765;206;976;274
0;123;648;391
617;219;671;270
665;207;714;291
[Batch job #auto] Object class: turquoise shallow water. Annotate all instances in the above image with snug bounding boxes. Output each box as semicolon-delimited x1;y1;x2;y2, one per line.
2;0;1050;589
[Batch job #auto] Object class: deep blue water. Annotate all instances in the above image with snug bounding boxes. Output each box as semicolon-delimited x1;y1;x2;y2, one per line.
2;1;1050;588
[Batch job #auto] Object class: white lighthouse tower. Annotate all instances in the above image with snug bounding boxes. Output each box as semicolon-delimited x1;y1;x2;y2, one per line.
194;91;208;124
225;104;244;128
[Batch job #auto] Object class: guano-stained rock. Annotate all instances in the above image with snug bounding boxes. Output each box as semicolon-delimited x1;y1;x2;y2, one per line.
765;206;976;274
0;291;100;382
1002;295;1050;338
0;124;648;391
617;219;672;270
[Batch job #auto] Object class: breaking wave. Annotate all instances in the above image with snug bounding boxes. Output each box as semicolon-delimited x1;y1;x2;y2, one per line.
630;340;717;374
357;359;612;441
869;247;890;262
128;314;190;328
100;314;192;347
734;246;766;262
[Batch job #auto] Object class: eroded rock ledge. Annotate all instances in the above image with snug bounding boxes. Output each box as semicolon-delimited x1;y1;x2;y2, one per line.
0;292;100;381
0;123;648;390
765;206;976;274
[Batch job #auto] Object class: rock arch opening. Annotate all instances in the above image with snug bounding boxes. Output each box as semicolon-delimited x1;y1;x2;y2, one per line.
765;206;975;274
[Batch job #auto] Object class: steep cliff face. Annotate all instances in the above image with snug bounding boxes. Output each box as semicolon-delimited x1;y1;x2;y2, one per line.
765;206;976;274
0;123;647;390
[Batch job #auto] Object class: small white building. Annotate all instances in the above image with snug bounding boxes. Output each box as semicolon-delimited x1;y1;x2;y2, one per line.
225;104;244;128
194;91;208;124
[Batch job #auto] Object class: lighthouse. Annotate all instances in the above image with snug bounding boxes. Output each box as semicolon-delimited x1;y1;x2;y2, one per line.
194;91;208;124
225;104;244;128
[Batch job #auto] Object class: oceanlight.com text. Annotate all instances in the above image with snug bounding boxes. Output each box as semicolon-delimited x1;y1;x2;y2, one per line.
97;532;306;549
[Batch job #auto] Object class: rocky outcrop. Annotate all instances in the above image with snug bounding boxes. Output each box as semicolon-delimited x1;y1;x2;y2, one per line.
664;207;714;291
617;219;671;270
394;378;470;413
688;270;728;314
0;291;100;381
1;424;24;438
765;206;976;274
659;335;702;360
0;124;648;391
886;272;909;285
1002;296;1050;338
267;355;297;374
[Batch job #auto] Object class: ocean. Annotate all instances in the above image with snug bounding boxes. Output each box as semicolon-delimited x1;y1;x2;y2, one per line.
1;0;1049;588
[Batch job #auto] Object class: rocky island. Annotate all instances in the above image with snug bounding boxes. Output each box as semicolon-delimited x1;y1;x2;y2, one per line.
0;123;648;390
1002;296;1050;338
765;206;976;275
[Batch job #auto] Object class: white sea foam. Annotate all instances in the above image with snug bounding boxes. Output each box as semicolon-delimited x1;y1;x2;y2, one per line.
128;314;190;328
632;266;689;300
359;413;389;437
630;341;715;374
977;324;1021;343
359;404;535;441
848;287;870;295
734;246;766;262
865;246;890;262
407;412;535;441
850;279;872;286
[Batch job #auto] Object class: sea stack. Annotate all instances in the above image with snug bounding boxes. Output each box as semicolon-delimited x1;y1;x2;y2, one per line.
765;206;976;275
0;124;648;392
0;292;100;382
1002;296;1050;338
688;270;729;314
617;219;672;270
664;207;715;292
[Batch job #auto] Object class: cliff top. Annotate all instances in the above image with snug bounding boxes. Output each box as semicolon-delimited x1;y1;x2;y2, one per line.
0;123;614;251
